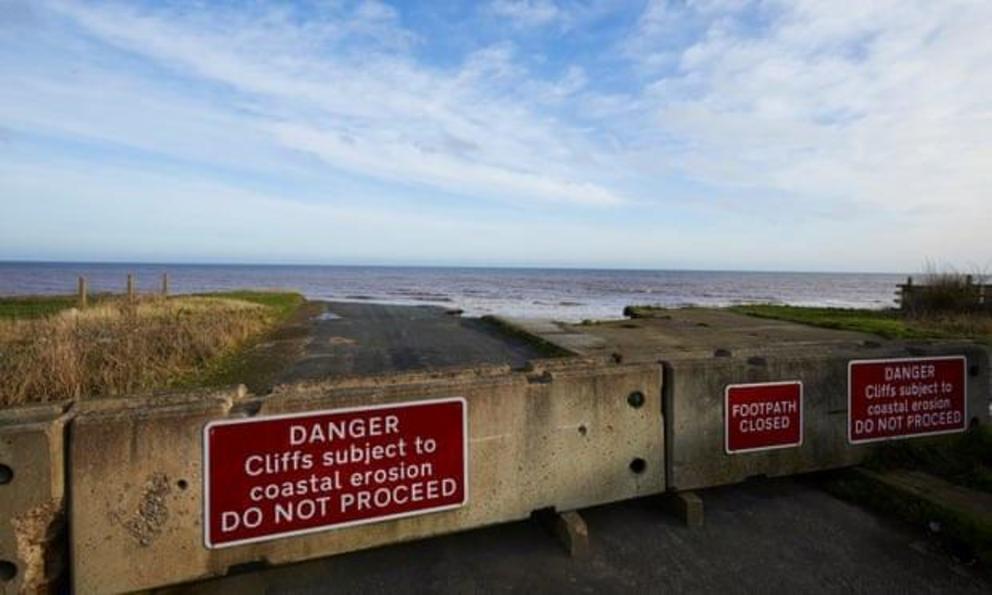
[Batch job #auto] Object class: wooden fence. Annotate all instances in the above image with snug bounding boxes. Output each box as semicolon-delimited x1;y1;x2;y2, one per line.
897;275;992;313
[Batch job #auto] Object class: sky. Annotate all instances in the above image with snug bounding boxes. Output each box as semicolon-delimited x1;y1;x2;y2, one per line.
1;0;990;272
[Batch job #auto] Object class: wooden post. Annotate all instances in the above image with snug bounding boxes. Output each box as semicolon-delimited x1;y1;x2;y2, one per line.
78;276;88;309
900;276;913;311
161;273;169;297
127;274;135;301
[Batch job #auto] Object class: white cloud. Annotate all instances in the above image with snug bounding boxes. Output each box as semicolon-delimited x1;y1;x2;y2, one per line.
2;0;990;270
19;0;624;207
623;0;992;217
487;0;562;27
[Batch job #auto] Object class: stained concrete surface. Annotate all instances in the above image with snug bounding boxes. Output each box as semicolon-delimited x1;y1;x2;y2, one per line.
161;477;990;594
500;308;881;361
232;302;549;392
276;302;546;382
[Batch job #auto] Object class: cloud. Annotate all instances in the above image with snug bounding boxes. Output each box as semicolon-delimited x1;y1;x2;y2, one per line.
487;1;562;27
17;0;624;207
1;0;990;270
622;0;992;215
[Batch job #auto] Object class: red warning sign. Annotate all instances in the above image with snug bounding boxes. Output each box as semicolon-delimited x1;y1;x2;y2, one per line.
725;381;803;454
848;356;967;444
203;398;468;548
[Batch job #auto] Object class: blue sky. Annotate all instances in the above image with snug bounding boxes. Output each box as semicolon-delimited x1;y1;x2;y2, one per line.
1;0;990;272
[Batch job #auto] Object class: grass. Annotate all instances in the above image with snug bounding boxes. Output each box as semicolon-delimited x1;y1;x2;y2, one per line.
864;426;992;493
0;295;87;320
183;292;310;390
905;266;989;316
193;290;304;320
725;304;992;344
0;291;303;406
727;305;935;339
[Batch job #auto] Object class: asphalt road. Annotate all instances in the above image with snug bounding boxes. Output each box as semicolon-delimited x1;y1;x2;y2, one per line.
163;477;990;594
273;302;545;383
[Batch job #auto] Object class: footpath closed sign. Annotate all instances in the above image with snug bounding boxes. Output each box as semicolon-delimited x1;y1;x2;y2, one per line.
725;381;803;454
849;356;966;444
203;398;468;548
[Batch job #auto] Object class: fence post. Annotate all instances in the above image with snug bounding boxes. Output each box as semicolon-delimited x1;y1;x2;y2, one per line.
127;274;135;301
78;276;88;309
161;273;169;297
900;276;913;311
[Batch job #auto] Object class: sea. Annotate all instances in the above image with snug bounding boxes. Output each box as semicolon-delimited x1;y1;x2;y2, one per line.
0;262;905;321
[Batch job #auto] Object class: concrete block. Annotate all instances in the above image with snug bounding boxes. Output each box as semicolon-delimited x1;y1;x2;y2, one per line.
664;343;990;491
68;362;665;593
69;390;240;595
0;403;70;595
536;509;590;558
661;491;703;528
509;311;990;493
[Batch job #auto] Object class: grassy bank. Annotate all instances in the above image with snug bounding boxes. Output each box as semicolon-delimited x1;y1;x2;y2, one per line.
0;291;302;406
0;295;90;320
864;426;992;493
726;304;992;343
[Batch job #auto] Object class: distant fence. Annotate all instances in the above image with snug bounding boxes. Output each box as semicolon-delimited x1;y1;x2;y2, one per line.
897;275;992;314
75;273;170;307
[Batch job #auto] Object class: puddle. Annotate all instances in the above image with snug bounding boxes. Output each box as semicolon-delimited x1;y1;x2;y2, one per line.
315;312;341;321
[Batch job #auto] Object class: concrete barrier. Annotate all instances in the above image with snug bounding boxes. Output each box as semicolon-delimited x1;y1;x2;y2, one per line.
0;403;70;595
663;343;989;491
495;313;991;493
68;360;664;593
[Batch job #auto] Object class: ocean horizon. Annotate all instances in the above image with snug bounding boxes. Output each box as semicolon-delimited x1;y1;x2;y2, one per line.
0;261;906;321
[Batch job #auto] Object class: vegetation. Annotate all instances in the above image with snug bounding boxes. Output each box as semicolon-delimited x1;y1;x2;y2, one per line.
725;304;992;344
727;305;933;339
904;265;989;316
193;290;304;320
0;295;89;320
0;291;302;406
864;426;992;493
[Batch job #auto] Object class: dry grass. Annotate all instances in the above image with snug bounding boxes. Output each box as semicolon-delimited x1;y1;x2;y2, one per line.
906;264;989;316
0;296;280;406
914;312;992;340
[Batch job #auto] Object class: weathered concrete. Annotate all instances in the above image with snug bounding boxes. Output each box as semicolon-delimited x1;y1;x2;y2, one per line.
535;509;590;558
234;302;551;393
661;491;704;528
69;360;664;594
0;403;70;595
501;310;991;491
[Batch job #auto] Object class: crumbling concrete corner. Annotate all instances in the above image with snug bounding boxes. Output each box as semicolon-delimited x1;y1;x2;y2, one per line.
0;403;70;595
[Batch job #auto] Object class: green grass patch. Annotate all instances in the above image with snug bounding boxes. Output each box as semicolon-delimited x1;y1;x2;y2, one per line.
181;292;308;390
191;290;305;321
0;295;83;319
727;305;943;340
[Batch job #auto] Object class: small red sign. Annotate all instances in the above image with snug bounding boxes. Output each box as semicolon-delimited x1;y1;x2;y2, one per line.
203;398;468;548
725;381;803;454
848;356;966;444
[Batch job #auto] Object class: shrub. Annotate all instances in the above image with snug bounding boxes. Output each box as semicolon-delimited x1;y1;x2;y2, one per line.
903;264;987;316
0;296;278;406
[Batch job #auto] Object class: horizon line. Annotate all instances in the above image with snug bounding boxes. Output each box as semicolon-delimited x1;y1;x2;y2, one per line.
0;258;909;277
